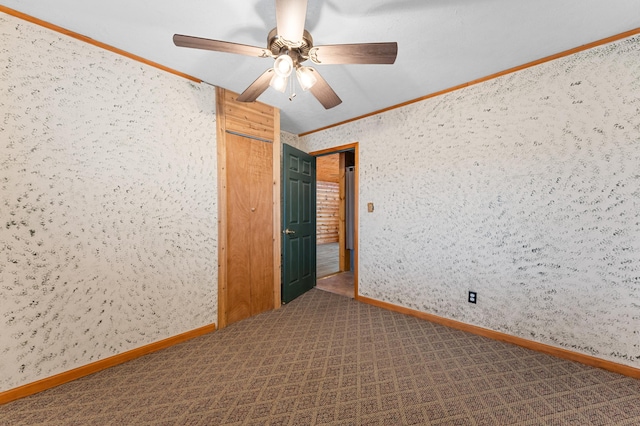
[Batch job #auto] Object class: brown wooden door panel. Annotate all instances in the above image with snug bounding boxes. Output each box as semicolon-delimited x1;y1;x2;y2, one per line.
226;133;274;324
217;88;279;329
249;135;274;316
226;134;253;324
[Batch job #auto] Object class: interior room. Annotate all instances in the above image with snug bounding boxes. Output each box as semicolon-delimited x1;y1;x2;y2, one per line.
1;1;640;424
315;150;355;298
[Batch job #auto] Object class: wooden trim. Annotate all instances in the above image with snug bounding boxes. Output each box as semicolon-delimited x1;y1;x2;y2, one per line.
299;27;640;137
358;295;640;379
215;87;229;329
0;5;201;83
224;91;275;141
273;109;282;310
0;324;216;405
310;143;359;299
353;145;359;299
338;153;347;271
310;143;359;157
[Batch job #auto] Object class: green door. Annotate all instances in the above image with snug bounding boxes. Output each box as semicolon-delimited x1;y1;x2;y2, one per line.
282;144;316;303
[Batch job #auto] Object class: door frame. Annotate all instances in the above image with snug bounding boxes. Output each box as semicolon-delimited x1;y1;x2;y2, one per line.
216;88;282;329
310;142;359;299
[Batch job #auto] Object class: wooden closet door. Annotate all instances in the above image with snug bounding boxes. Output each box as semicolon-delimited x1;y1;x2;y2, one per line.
226;133;274;325
226;134;252;324
249;136;274;316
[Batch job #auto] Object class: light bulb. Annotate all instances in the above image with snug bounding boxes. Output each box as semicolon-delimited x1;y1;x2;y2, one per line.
296;66;317;91
273;54;294;77
269;73;288;93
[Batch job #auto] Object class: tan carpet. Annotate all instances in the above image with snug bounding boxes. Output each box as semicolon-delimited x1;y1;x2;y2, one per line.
2;289;640;425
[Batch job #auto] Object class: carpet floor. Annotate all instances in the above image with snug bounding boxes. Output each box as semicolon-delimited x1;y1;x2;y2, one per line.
2;289;640;425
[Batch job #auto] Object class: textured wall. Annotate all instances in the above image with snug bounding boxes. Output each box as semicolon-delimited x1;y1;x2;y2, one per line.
1;13;218;391
281;131;305;151
301;35;640;367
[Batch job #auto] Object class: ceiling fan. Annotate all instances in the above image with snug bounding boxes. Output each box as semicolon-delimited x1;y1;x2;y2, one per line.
173;0;398;109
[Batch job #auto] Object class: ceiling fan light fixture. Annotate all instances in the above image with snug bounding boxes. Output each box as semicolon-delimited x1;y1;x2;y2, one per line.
174;0;396;109
296;66;317;91
269;73;288;93
273;53;294;77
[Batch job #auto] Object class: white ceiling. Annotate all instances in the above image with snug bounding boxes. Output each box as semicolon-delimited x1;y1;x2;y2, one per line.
3;0;639;134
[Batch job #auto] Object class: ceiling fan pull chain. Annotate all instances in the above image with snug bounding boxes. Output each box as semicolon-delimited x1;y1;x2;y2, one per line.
289;74;296;101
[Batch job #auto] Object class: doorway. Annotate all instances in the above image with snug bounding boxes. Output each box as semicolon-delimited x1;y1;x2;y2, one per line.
311;143;358;299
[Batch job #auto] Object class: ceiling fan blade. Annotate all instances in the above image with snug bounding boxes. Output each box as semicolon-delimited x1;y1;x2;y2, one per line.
237;69;275;103
173;34;271;58
309;42;398;64
276;0;308;47
307;68;342;109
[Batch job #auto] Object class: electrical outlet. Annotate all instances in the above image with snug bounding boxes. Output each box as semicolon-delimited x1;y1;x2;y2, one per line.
468;291;477;304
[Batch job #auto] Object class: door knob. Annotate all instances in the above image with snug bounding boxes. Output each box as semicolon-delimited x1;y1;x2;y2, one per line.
283;229;296;235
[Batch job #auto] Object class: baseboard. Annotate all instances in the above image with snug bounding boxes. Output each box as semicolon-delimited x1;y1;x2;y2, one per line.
357;295;640;380
0;323;216;405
